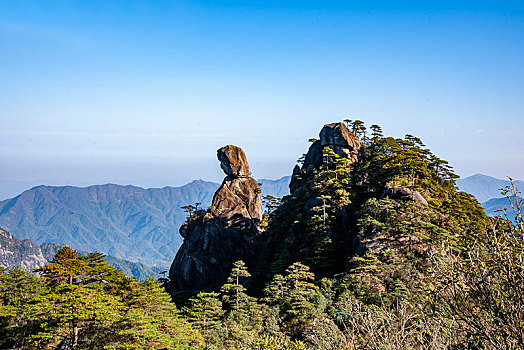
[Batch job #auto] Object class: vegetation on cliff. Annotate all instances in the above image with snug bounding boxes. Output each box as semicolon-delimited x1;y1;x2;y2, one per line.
1;121;523;349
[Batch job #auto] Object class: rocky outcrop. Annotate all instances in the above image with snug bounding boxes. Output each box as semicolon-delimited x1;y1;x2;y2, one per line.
211;146;263;226
169;145;262;291
382;186;428;205
211;176;263;226
0;227;47;270
319;122;361;163
291;122;361;191
217;145;251;178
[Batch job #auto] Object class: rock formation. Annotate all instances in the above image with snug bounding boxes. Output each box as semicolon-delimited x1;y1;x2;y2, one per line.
217;145;252;178
319;122;361;163
382;186;428;205
290;122;361;191
169;145;262;291
211;146;262;226
0;227;47;270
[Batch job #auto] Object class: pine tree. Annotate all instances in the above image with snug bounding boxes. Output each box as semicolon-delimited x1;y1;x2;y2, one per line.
184;291;224;332
264;274;287;304
0;266;44;349
94;277;204;349
370;124;383;141
265;262;319;337
81;251;117;288
30;247;121;348
221;260;253;311
35;246;87;286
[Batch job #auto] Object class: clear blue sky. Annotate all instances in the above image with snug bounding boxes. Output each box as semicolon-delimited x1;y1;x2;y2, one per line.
1;1;523;199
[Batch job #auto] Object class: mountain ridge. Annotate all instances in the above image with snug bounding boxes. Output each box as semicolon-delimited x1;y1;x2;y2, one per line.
0;177;290;267
0;181;220;267
456;173;524;203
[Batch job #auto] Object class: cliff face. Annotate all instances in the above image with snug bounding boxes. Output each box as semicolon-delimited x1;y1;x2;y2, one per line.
0;227;47;270
169;145;263;291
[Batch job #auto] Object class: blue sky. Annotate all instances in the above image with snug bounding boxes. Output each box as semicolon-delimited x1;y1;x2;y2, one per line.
1;1;523;199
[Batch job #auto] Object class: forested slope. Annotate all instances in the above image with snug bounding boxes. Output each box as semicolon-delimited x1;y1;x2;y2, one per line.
1;121;522;349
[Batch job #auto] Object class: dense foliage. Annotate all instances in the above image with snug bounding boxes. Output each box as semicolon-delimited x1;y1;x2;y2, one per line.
1;121;522;349
0;248;202;349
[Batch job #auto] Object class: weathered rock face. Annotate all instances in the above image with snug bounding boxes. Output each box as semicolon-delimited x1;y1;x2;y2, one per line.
211;177;263;227
382;186;428;205
169;145;262;291
217;145;251;178
319;122;361;163
290;122;361;191
0;227;47;270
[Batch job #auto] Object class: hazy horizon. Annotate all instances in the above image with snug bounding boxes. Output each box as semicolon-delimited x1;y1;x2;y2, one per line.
1;167;521;203
1;1;523;200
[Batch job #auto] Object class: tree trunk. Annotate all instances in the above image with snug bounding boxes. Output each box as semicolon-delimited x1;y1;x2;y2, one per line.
72;319;78;347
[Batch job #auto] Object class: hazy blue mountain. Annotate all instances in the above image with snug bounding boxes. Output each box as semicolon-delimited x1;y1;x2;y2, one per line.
456;174;524;203
482;196;523;220
101;255;162;280
258;176;291;198
0;177;291;268
0;180;219;267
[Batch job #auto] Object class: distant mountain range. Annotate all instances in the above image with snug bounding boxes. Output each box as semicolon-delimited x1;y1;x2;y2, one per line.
456;174;523;220
481;196;523;220
456;174;524;203
4;172;518;272
258;176;292;199
0;176;291;268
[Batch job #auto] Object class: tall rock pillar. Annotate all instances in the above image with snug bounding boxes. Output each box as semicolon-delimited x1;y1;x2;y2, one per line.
169;145;262;291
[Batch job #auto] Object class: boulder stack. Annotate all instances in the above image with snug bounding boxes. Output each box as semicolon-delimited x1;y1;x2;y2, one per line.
211;145;263;226
169;145;262;291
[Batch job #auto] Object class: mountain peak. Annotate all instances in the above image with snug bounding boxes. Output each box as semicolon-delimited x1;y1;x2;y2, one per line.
456;173;524;203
